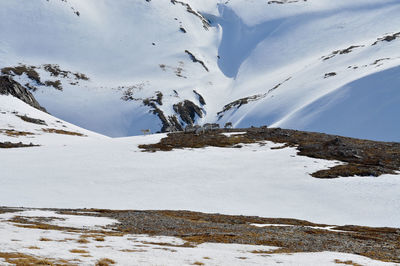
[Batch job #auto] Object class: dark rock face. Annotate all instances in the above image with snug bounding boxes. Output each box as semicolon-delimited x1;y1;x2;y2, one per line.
184;50;209;72
0;75;46;112
143;100;183;132
193;90;206;105
173;100;203;125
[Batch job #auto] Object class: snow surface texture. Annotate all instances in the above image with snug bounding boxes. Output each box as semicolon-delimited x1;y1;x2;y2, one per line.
0;210;396;266
1;98;400;228
0;0;400;141
0;95;106;147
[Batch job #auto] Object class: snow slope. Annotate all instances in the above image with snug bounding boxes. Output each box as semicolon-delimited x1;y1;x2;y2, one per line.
1;111;400;228
1;0;400;140
0;95;106;147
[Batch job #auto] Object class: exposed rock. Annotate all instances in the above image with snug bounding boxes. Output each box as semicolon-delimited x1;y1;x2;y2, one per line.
170;0;210;30
324;72;337;78
2;64;89;91
0;141;38;148
372;32;400;46
322;45;364;61
0;75;46;112
1;65;42;84
224;122;233;128
185;50;209;72
193;90;206;105
143;100;182;132
268;0;307;4
173;100;203;125
217;94;266;119
44;80;63;91
17;115;47;125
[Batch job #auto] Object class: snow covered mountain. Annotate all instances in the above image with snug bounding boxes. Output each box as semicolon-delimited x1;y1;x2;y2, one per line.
1;0;400;141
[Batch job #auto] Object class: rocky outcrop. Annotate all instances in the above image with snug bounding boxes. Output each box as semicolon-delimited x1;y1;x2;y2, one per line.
185;50;209;72
173;100;203;125
143;99;183;132
0;141;38;148
0;75;46;112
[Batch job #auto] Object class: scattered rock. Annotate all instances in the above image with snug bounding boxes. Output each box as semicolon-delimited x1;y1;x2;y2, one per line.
372;32;400;46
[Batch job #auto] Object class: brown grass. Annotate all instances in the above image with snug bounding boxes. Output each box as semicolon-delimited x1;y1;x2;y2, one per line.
95;258;116;266
153;247;177;252
1;129;34;137
94;237;105;241
251;248;294;254
27;246;41;250
0;252;74;266
120;249;147;253
9;216;79;232
42;128;85;136
77;238;90;244
192;262;205;265
69;249;88;254
334;259;363;266
40;237;52;242
142;241;196;248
